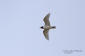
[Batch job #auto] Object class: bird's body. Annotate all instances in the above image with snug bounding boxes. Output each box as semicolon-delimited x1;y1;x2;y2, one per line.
40;13;56;40
41;25;56;29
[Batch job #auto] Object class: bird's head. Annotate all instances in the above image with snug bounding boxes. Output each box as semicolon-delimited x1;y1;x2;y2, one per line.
40;26;44;29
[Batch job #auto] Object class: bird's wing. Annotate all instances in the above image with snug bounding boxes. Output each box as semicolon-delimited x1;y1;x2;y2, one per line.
43;13;50;26
43;29;49;40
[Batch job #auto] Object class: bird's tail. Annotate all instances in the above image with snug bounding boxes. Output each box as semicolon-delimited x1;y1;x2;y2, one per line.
52;26;56;29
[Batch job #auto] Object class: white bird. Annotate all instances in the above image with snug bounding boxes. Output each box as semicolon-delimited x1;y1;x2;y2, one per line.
40;13;56;40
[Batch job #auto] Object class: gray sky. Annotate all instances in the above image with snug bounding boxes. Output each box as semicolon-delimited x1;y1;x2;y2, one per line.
0;0;85;56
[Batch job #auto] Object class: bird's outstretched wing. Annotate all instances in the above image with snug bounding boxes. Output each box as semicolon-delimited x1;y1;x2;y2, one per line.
43;29;49;40
43;13;50;26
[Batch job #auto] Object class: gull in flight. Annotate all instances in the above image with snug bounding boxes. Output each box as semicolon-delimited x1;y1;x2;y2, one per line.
40;13;56;40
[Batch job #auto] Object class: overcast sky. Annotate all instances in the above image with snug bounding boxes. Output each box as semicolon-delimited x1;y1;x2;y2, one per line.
0;0;85;56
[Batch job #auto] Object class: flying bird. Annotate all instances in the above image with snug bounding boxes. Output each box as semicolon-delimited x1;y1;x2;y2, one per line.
40;13;56;40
